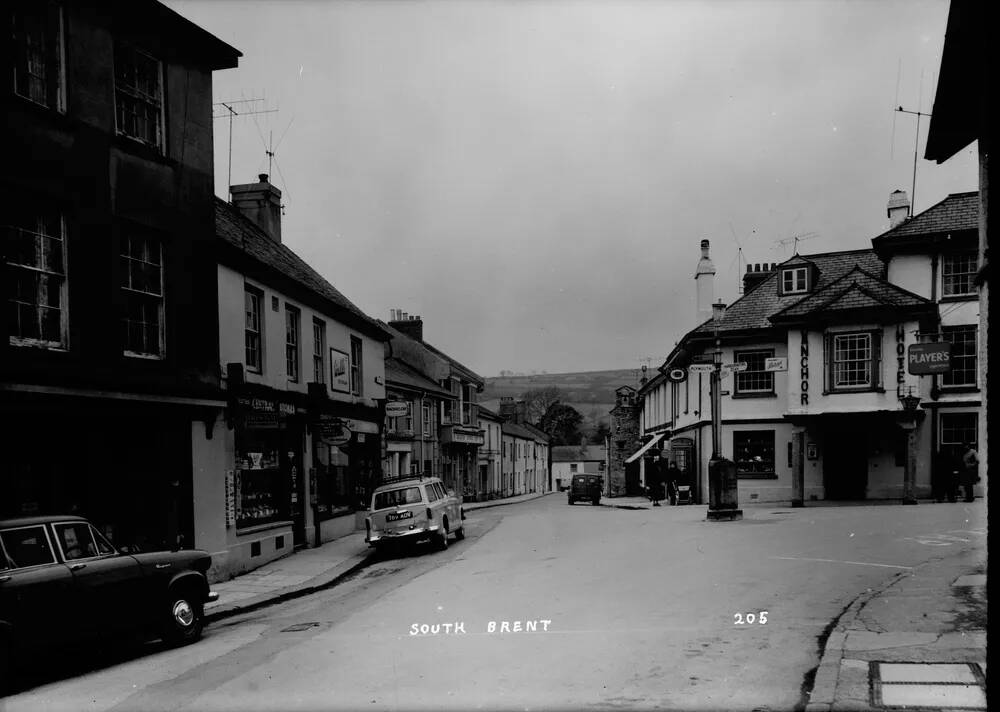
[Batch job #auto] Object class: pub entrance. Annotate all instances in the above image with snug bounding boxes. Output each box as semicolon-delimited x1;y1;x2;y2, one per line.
823;419;868;499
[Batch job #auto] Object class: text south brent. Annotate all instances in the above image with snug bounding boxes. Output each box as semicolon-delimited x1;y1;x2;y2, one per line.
409;620;553;635
909;351;949;363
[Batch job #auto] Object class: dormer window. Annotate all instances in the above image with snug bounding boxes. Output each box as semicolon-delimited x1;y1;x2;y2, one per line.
782;267;809;294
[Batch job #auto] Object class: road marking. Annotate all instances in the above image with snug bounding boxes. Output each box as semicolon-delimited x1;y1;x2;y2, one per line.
770;556;913;570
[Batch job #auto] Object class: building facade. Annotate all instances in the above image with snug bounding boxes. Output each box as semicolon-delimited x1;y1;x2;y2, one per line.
212;180;390;579
477;406;504;499
3;2;239;552
551;446;607;492
607;386;642;496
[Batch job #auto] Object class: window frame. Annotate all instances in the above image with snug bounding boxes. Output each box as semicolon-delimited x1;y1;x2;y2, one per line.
733;349;775;396
781;266;809;295
733;430;777;479
11;2;66;112
828;330;882;392
0;524;57;570
120;229;165;359
349;335;363;396
422;402;432;436
939;412;978;463
941;251;977;298
113;42;165;152
940;325;978;388
7;200;69;350
244;286;263;373
312;317;326;385
285;304;300;383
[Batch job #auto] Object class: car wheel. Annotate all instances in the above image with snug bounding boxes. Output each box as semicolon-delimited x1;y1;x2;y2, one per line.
454;525;465;541
434;518;449;550
162;586;205;646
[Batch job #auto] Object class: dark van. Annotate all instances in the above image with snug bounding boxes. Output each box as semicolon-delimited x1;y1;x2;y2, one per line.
567;474;602;506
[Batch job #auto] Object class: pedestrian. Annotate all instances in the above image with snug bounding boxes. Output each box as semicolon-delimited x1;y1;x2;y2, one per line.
960;443;980;503
666;461;681;506
648;452;665;506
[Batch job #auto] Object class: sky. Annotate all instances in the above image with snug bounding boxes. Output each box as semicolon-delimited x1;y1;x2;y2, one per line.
166;0;978;377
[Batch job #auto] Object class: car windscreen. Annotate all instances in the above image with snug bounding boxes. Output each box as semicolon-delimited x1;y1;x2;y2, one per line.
373;487;423;510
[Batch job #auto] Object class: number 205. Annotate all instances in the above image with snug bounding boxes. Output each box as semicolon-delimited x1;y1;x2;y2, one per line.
734;611;768;625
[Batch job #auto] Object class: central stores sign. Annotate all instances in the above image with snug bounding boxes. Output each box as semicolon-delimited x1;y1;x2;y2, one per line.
907;342;952;375
236;396;296;428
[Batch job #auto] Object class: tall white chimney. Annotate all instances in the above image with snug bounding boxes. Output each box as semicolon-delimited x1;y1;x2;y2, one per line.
887;190;911;228
695;239;716;324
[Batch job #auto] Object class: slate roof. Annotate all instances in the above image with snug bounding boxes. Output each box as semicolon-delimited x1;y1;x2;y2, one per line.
215;198;390;341
521;422;551;443
477;405;504;422
385;357;455;398
770;265;933;322
872;191;978;241
502;421;540;440
691;249;885;335
419;340;485;388
551;445;607;463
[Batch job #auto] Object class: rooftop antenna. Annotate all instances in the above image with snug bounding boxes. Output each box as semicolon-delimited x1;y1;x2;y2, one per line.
774;232;819;256
895;68;931;216
213;98;278;201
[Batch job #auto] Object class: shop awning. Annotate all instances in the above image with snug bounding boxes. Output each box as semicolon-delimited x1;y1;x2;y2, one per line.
625;433;666;464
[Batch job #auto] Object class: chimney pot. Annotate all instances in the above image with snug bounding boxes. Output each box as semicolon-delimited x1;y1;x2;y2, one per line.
230;174;283;243
887;189;911;228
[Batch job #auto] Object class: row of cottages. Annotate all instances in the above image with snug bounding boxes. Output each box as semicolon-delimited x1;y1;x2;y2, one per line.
478;399;551;499
551;446;608;492
3;2;241;554
380;312;486;500
635;190;982;505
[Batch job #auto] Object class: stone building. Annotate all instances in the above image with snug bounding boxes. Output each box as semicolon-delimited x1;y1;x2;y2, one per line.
608;386;642;496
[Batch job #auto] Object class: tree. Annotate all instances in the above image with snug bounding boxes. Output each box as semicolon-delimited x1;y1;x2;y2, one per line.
520;386;564;424
588;421;611;445
539;403;584;446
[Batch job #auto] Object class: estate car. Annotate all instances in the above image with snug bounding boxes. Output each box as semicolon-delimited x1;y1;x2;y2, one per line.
0;515;218;692
365;477;465;551
567;474;603;505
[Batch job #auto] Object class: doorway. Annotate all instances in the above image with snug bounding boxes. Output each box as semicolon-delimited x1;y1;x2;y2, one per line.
823;421;868;499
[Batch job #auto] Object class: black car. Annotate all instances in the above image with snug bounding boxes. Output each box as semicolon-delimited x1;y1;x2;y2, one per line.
0;515;218;691
567;474;602;505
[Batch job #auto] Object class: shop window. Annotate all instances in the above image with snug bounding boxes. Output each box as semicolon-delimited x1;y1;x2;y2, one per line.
941;326;977;388
245;288;263;372
350;336;363;396
941;252;977;297
734;350;774;395
285;305;300;382
828;331;881;391
7;198;67;349
11;2;65;111
114;43;164;151
121;230;164;358
734;431;776;478
940;412;977;463
235;431;284;529
312;318;326;384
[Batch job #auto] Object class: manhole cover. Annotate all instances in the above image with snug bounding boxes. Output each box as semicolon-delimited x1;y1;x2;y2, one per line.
281;622;320;632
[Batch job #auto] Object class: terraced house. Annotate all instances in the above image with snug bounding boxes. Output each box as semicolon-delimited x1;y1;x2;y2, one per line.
637;191;982;505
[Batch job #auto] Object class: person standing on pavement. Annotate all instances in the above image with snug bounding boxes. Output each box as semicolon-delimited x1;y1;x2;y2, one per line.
648;452;665;506
666;461;681;505
960;443;980;503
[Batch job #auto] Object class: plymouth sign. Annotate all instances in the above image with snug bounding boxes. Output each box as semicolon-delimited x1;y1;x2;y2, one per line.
907;343;952;375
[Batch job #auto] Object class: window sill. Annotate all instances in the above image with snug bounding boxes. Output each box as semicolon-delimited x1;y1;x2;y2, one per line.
235;520;293;536
112;134;174;166
939;294;977;303
9;338;68;351
822;387;885;395
737;473;778;480
731;392;777;399
124;351;164;360
938;386;980;394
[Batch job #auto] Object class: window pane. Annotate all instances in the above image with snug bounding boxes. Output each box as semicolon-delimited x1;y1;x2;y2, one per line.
833;333;872;387
942;253;977;296
942;327;977;387
735;350;774;393
55;522;98;560
0;526;55;568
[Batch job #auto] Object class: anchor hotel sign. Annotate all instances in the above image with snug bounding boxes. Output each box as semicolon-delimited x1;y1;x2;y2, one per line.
907;343;952;375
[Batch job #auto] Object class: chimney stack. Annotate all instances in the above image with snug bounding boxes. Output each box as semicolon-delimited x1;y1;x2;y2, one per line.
389;309;424;341
695;239;716;324
742;262;777;294
230;174;283;243
887;189;911;228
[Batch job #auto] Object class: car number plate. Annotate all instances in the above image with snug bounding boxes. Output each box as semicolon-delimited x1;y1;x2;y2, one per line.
386;510;413;522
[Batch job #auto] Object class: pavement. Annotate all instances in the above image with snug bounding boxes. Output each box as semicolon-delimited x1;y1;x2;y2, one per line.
805;536;987;711
204;490;553;621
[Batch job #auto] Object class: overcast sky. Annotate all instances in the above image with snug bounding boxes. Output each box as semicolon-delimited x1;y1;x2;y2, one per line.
167;0;977;377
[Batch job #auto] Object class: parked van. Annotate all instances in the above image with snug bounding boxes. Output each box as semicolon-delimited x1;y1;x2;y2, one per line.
567;474;602;506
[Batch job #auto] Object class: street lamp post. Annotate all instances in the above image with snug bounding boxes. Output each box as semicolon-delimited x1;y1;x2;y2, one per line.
899;388;921;505
707;301;742;521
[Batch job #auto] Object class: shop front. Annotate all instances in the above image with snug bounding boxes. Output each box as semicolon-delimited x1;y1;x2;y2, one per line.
440;424;483;498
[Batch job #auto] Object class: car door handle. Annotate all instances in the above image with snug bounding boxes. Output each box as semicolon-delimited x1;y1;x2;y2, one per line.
69;563;87;571
155;563;171;569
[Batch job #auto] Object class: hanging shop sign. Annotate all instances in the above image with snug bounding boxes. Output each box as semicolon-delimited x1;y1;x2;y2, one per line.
688;364;714;374
317;414;352;445
224;470;236;528
667;367;688;383
385;401;410;418
721;362;748;377
799;330;809;406
907;342;952;375
765;357;788;372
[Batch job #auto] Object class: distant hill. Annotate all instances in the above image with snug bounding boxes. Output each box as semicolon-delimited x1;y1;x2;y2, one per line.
480;369;646;430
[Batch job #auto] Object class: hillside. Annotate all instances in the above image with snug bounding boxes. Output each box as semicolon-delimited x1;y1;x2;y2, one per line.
480;368;646;429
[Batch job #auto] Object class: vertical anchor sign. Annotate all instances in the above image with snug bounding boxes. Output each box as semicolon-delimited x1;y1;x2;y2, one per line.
896;324;906;385
800;330;809;406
